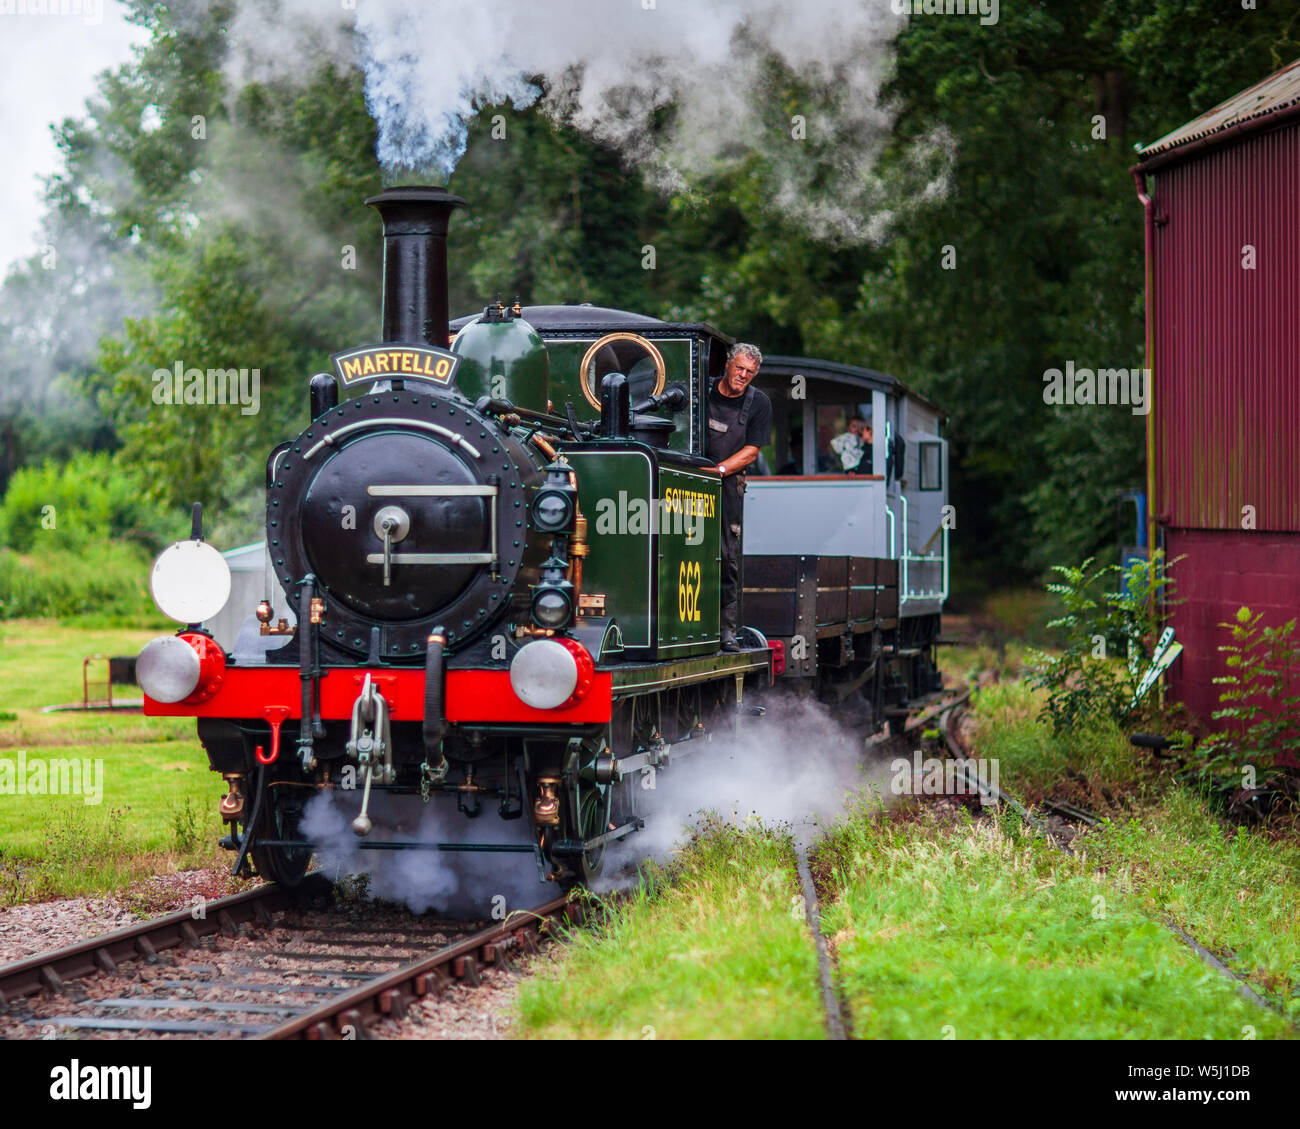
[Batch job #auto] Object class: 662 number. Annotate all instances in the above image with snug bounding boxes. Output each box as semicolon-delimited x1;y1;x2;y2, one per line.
677;560;701;622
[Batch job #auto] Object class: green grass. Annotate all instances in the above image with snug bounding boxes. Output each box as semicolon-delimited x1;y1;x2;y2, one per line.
1079;788;1300;1018
0;619;220;903
0;542;161;620
517;821;825;1039
982;588;1061;648
0;740;226;903
947;672;1300;1025
817;804;1295;1039
0;618;168;710
968;679;1166;803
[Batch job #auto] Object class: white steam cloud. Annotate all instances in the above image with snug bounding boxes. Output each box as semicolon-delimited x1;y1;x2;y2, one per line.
299;692;895;913
225;0;951;245
302;788;548;919
597;690;894;886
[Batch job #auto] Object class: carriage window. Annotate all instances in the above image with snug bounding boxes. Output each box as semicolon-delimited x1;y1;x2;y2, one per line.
819;402;874;474
919;441;943;491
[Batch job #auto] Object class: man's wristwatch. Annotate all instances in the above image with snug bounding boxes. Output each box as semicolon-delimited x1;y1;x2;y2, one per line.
716;464;727;475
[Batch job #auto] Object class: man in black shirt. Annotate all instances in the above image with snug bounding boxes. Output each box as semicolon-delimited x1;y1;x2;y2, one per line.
707;343;773;651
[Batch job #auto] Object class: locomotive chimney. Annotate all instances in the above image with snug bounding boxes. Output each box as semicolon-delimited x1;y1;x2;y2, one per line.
365;186;466;348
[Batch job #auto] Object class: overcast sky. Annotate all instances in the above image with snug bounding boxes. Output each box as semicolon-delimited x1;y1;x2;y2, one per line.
0;1;147;277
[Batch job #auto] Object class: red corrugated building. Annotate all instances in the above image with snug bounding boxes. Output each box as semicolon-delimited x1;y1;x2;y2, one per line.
1134;59;1300;724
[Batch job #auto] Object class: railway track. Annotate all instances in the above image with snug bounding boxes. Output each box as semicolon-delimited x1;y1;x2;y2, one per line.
935;694;1292;1025
0;876;579;1040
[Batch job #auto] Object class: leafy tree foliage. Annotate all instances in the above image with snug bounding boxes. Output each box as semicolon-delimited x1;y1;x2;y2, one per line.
2;0;1297;575
0;452;179;553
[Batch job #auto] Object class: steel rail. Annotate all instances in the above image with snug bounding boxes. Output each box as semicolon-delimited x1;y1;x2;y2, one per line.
3;880;584;1040
0;878;321;1005
259;894;579;1039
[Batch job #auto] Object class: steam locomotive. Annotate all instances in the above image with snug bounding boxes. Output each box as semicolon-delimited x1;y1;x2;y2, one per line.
137;187;948;887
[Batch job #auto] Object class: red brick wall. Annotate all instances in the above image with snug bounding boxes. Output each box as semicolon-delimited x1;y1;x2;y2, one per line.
1165;528;1300;724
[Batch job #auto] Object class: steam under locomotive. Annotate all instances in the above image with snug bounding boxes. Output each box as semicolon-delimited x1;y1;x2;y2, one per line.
137;186;949;887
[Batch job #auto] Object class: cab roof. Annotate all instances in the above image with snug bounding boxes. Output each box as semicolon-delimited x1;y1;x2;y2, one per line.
451;303;732;342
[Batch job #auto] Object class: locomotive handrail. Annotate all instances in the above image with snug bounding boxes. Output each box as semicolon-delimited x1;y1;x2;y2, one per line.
362;483;500;569
898;529;949;601
893;494;949;603
899;493;909;600
366;552;496;564
367;484;497;496
302;418;483;461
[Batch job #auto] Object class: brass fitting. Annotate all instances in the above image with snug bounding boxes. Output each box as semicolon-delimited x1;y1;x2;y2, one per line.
534;777;561;825
514;625;556;639
570;495;588;600
530;432;558;460
258;600;296;636
219;773;245;821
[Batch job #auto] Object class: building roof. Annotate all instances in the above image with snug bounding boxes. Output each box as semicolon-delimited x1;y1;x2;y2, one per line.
1139;56;1300;164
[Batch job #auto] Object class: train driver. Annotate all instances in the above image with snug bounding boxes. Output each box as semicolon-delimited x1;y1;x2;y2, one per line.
708;343;773;652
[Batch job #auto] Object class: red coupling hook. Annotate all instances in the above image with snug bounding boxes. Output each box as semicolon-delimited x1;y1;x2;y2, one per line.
256;705;292;764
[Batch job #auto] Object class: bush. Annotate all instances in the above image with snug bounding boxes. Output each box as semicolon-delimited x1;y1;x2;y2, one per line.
1191;607;1300;815
0;451;182;554
1027;552;1176;734
0;541;156;619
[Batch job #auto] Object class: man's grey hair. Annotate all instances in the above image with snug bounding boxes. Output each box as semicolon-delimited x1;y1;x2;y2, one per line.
727;342;763;367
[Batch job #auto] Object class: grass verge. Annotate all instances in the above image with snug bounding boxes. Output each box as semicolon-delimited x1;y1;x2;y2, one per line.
517;820;825;1039
1079;788;1300;1019
953;673;1300;1023
0;619;219;903
968;679;1166;804
0;740;226;904
817;803;1295;1039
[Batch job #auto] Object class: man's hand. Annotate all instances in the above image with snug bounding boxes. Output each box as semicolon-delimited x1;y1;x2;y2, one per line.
722;445;761;476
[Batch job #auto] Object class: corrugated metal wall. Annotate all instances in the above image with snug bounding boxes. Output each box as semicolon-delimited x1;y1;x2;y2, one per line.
1151;122;1300;532
1165;529;1300;723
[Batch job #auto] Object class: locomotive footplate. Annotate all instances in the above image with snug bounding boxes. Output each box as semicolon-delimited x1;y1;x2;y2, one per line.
608;646;772;696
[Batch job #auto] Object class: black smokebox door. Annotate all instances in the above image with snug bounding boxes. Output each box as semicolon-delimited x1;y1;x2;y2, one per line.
301;431;487;619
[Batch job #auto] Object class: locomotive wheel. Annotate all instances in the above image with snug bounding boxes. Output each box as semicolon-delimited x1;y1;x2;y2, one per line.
250;783;313;887
563;771;611;887
609;695;659;827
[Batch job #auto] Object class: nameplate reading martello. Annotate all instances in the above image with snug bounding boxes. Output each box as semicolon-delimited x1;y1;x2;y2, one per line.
331;343;462;388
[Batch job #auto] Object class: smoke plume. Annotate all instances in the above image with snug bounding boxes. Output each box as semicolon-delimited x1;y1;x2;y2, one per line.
224;0;951;245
